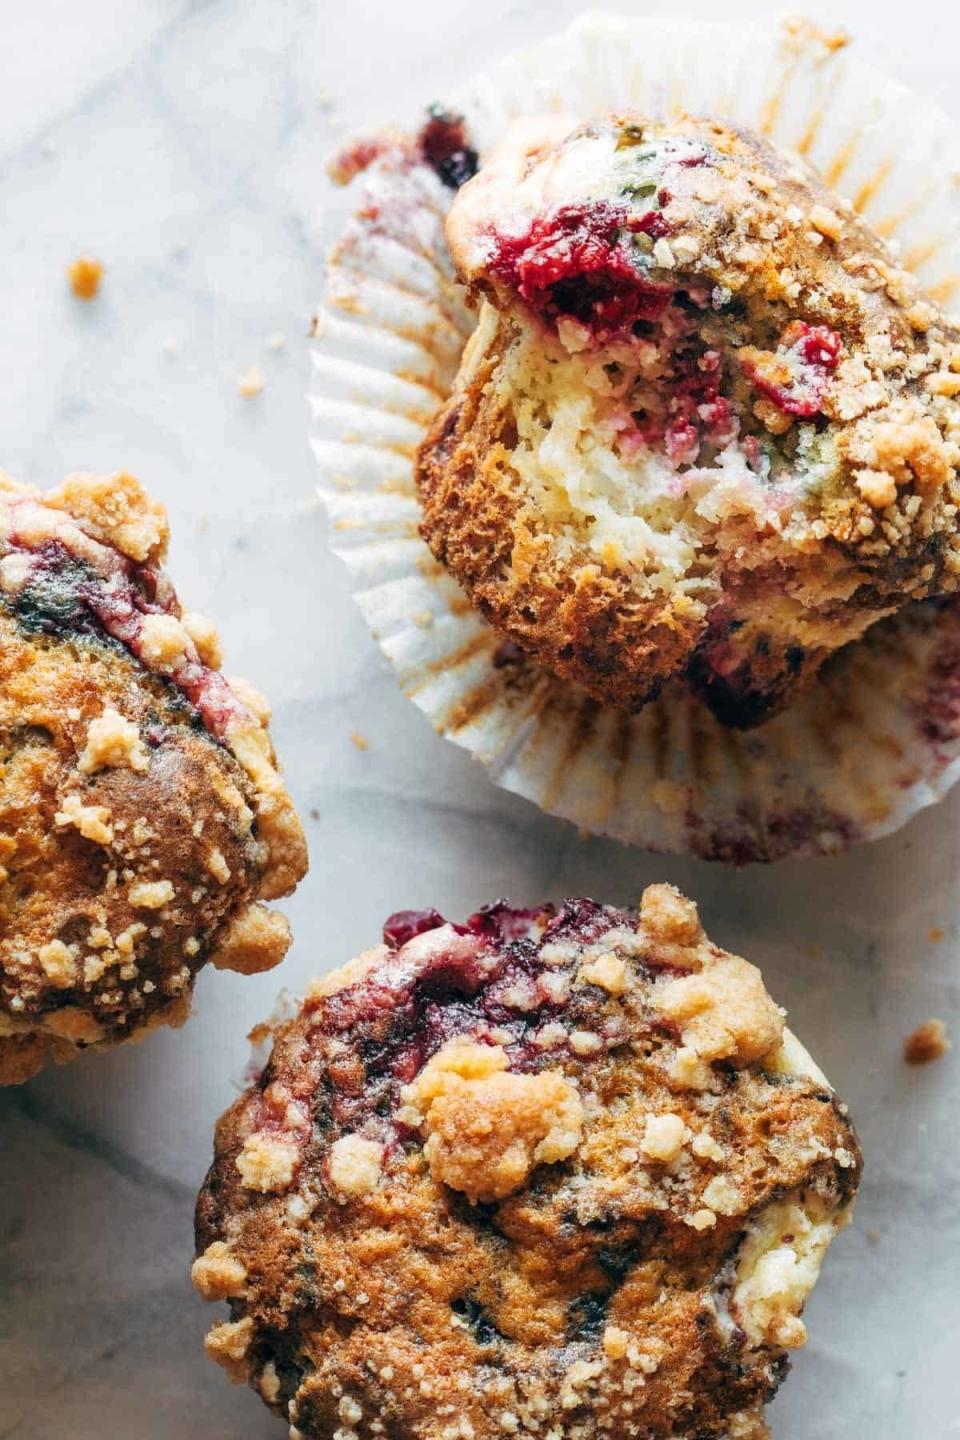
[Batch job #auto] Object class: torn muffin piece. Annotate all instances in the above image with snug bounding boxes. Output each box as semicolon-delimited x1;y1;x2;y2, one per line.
195;885;860;1440
0;469;307;1084
417;113;960;726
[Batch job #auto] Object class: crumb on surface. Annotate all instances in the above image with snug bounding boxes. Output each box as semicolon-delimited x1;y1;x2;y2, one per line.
350;730;369;750
37;939;77;989
49;471;168;563
238;366;265;398
226;674;271;727
67;256;103;300
903;1017;950;1065
578;950;627;994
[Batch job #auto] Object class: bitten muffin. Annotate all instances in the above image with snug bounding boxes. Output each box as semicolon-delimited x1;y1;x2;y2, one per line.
0;470;307;1084
195;885;860;1440
417;113;960;726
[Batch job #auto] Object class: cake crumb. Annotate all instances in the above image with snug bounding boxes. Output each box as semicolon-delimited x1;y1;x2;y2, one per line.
238;366;265;398
67;257;103;300
350;730;370;751
928;927;944;942
903;1017;950;1065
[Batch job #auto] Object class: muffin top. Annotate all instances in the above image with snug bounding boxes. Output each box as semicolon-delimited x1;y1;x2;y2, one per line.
195;885;860;1440
0;470;307;1083
418;114;960;724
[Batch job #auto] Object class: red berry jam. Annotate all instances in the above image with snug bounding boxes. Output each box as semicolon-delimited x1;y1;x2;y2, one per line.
487;202;672;340
383;908;447;949
743;321;842;419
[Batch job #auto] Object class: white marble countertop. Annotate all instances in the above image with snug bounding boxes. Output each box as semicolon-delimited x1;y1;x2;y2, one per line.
0;2;958;1437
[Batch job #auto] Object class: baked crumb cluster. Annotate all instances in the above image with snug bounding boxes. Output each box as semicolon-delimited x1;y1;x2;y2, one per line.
0;470;307;1084
417;114;960;725
195;885;860;1439
903;1017;950;1065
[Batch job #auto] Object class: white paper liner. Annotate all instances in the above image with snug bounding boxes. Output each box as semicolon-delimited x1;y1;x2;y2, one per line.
311;12;960;863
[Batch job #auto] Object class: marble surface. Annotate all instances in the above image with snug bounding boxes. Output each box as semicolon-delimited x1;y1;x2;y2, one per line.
1;1;958;1437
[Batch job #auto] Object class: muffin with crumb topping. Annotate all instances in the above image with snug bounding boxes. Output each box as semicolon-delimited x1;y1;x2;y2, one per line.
417;113;960;726
194;884;860;1440
0;469;307;1084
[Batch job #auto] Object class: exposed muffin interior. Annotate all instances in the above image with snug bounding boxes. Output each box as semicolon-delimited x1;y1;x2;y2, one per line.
0;470;307;1083
418;113;960;725
195;885;860;1440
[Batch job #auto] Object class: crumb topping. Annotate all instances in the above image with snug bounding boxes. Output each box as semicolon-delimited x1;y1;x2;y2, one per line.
236;1132;301;1194
78;709;150;775
192;1241;248;1300
328;1134;386;1199
652;953;784;1066
402;1039;584;1202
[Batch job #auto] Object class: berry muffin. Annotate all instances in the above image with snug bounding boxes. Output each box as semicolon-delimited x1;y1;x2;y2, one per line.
417;113;960;726
195;885;860;1440
0;470;307;1084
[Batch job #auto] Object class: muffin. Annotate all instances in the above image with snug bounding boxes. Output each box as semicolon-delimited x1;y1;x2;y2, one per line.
417;113;960;726
0;469;307;1084
195;885;860;1439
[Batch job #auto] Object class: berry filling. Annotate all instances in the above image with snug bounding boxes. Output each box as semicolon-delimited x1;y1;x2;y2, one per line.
487;202;673;342
740;321;842;419
418;106;479;191
282;899;668;1138
0;501;254;749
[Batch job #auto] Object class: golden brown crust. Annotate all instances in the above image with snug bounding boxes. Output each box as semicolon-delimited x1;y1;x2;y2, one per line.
195;887;860;1439
0;472;307;1083
418;114;960;726
418;316;699;711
